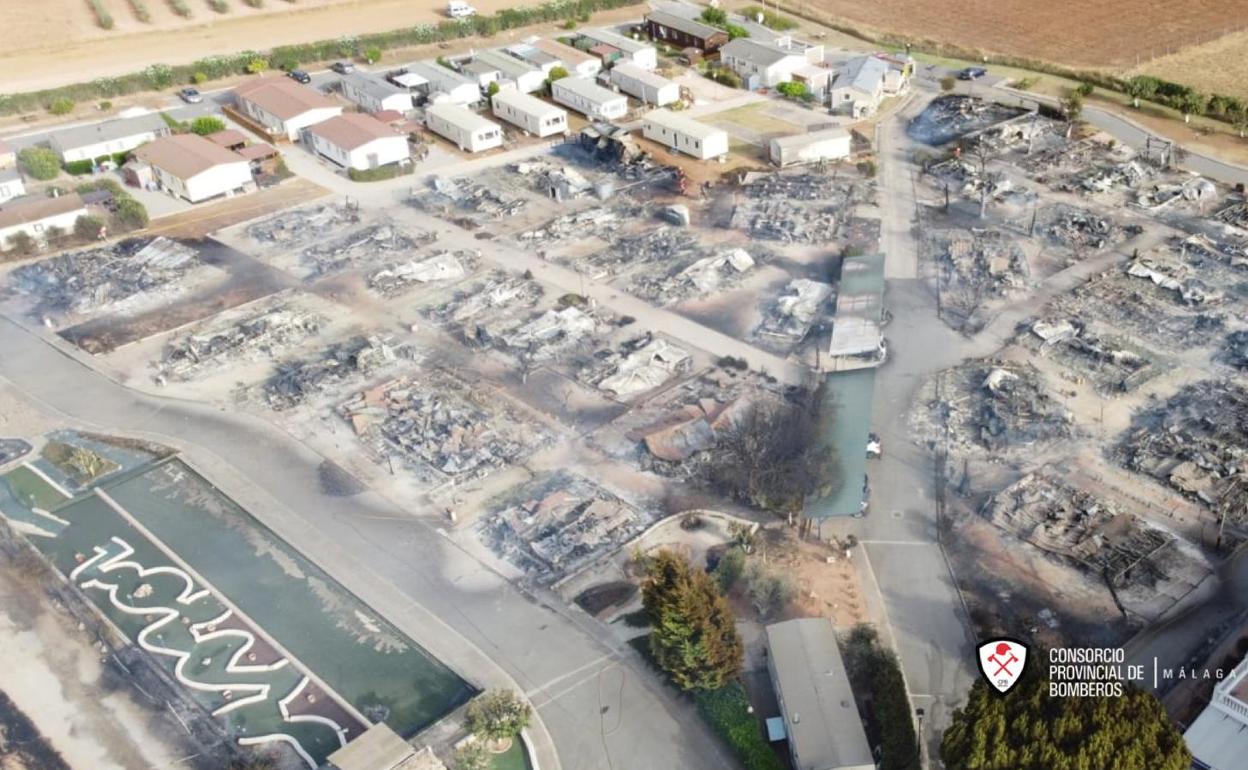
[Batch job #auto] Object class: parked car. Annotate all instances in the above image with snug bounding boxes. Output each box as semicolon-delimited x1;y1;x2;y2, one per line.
958;66;987;81
287;70;312;84
447;0;476;18
331;62;355;75
178;87;203;104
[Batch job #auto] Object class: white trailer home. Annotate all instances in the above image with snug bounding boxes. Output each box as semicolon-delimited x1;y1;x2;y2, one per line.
769;127;851;167
641;109;728;160
609;63;680;106
551;77;628;121
402;62;482;106
133;134;254;203
307;113;410;170
491;90;568;137
48;113;172;163
425;104;503;152
473;49;547;94
579;27;658;70
339;71;413;114
233;77;343;141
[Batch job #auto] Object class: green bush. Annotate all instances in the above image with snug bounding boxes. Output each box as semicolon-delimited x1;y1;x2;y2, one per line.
115;198;150;230
168;0;193;18
64;159;96;176
18;147;60;180
775;81;808;100
363;44;382;64
246;57;268;74
89;0;115;29
347;163;414;182
192;71;208;84
128;0;152;22
48;98;75;115
5;232;37;257
710;68;742;88
74;215;107;242
712;548;745;591
98;100;113;110
190;116;226;135
694;683;785;770
209;0;229;13
842;625;919;770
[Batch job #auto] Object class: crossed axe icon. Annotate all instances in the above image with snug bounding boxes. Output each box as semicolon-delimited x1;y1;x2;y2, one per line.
988;643;1018;677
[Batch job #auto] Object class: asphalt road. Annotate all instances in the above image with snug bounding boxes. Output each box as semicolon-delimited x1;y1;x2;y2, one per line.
0;315;738;770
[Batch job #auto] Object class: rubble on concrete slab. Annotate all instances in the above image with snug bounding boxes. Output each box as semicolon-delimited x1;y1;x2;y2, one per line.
246;203;361;248
1042;205;1127;251
338;371;540;479
1213;199;1248;231
479;472;653;584
263;335;416;410
367;251;477;297
519;204;645;244
1221;330;1248;370
497;305;602;362
913;362;1071;452
581;333;692;398
907;95;1028;146
1124;257;1224;305
300;224;434;277
926;228;1030;329
755;278;832;345
427;272;545;342
1024;318;1160;393
158;303;324;382
10;237;200;316
417;175;529;220
1116;380;1248;517
630;248;758;303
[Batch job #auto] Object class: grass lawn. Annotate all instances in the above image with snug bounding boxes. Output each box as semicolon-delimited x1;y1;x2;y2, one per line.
490;740;532;770
703;102;804;136
3;466;68;511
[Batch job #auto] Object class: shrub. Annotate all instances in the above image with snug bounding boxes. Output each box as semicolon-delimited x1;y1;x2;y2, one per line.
725;23;749;40
243;0;263;6
449;743;489;770
245;57;268;74
64;159;96;176
1075;81;1094;97
740;5;798;31
363;45;382;64
842;625;920;770
710;68;742;88
717;355;748;370
700;7;727;25
145;64;175;89
347;163;413;182
190;116;226;135
128;0;152;22
74;215;107;242
115;198;150;231
5;232;37;256
775;81;808;100
694;683;785;770
208;0;229;12
744;562;794;619
562;18;577;29
98;100;112;110
546;65;570;86
89;0;115;29
18;147;60;180
48;98;75;115
192;71;208;84
939;75;956;92
486;81;500;96
273;53;300;71
168;0;193;18
857;160;877;177
713;548;745;592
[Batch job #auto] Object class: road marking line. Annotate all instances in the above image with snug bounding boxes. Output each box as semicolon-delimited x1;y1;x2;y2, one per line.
527;653;613;699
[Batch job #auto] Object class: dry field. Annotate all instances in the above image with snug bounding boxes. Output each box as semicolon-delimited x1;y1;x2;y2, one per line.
793;0;1248;69
1131;29;1248;101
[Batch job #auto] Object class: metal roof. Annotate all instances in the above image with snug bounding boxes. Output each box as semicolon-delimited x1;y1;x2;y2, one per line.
837;55;890;95
552;76;626;105
48;113;169;152
426;103;501;134
765;618;874;770
721;37;803;67
492;89;566;118
474;49;541;78
645;10;724;40
580;27;652;54
642;109;725;142
341;71;408;101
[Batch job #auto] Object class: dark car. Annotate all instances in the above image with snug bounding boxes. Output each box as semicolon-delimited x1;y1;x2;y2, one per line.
287;69;312;84
178;87;203;104
958;66;987;80
330;62;355;75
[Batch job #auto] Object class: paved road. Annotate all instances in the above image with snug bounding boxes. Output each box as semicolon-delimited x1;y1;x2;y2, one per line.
0;316;738;770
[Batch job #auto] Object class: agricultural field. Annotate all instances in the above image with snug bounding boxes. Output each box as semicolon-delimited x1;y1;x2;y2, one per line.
797;0;1248;70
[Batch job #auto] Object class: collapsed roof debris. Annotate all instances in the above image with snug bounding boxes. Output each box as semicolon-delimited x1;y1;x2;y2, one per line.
496;306;602;362
367;251;476;297
246;203;361;247
263;335;415;410
630;248;758;303
1025;318;1159;393
1042;205;1127;251
158;302;323;382
301;224;434;277
907;95;1028;146
756;279;832;345
580;333;692;398
1221;330;1248;370
913;363;1071;452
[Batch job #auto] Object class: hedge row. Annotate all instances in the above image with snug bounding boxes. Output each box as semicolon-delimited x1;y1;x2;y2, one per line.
347;163;415;182
693;683;786;770
0;0;644;116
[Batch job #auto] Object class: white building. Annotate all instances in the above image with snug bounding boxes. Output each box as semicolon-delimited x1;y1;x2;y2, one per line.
491;90;568;137
551;77;628;121
0;168;25;204
641;109;728;160
769;127;852;166
401;62;482;106
339;71;413;114
134;134;254;203
719;38;830;97
233;77;343;141
533;38;602;79
0;139;14;170
579;27;658;70
829;54;909;118
307;113;410;170
1185;653;1248;770
425;104;503;152
609;63;680;107
0;193;88;250
506;41;563;75
48;113;172;163
473;49;547;94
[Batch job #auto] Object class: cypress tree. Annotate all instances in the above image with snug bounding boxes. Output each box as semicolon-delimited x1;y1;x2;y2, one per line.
642;550;743;691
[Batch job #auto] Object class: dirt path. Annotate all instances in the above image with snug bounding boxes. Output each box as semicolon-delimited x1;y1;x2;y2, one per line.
0;0;642;94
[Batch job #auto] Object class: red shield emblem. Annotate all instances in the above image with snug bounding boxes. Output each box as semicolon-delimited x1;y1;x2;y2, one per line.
977;638;1028;694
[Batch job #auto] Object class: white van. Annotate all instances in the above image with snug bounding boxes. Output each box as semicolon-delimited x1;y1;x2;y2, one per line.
447;1;476;18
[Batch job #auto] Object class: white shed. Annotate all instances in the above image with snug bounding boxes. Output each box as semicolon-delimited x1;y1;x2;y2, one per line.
551;77;628;121
769;127;851;167
641;109;728;160
425;104;503;152
609;63;680;106
339;71;413;114
308;113;410;170
491;90;568;137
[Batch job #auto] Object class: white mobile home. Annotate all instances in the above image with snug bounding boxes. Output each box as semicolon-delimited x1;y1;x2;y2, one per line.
506;41;562;75
339;71;413;114
134;134;254;203
308;113;410;170
48;113;172;163
233;77;343;141
641;109;728;160
551;77;628;121
473;49;547;94
533;38;602;79
425;104;503;152
403;62;482;106
491;90;568;137
609;63;680;107
769;127;851;167
0;193;88;250
579;27;658;70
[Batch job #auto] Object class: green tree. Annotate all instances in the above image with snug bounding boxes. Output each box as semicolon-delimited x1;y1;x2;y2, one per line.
48;98;75;115
941;662;1190;770
1075;81;1094;97
449;743;489;770
842;625;919;770
724;23;749;40
700;7;728;25
192;71;208;84
1061;89;1084;121
245;57;268;74
743;561;793;619
775;81;809;100
115;198;149;231
74;215;107;241
546;65;570;84
487;81;501;97
363;45;382;64
642;550;743;691
712;548;745;592
1181;90;1206;119
189;116;226;136
465;690;531;743
18;147;60;180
